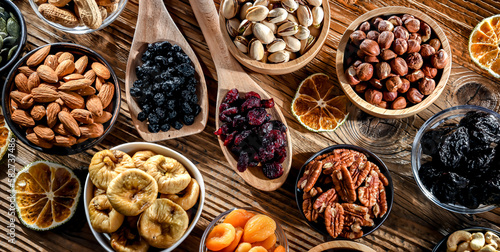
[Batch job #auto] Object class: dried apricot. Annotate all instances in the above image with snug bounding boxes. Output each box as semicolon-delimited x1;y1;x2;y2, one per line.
235;242;252;252
243;214;276;243
274;245;286;252
224;209;255;228
220;227;243;252
252;233;276;250
206;223;236;251
248;246;268;252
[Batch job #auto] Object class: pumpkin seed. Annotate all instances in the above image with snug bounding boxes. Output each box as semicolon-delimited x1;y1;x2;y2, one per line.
0;32;7;39
0;56;2;65
0;48;8;58
0;18;6;33
3;36;16;47
7;45;17;60
7;18;19;37
0;36;3;49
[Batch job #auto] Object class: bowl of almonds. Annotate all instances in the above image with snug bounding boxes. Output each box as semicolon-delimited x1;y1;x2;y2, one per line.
1;43;121;155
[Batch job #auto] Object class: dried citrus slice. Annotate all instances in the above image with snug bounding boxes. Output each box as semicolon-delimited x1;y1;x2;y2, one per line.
291;73;349;132
13;161;81;231
0;106;13;161
469;14;500;78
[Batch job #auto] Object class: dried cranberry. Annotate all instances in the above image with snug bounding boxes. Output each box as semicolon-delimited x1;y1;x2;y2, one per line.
274;146;287;163
247;108;268;125
245;91;261;100
214;123;229;136
237;151;249;172
231;145;242;153
219;102;230;112
256;122;273;138
263;129;286;149
224;131;237;146
261;98;275;108
232;115;247;128
222;107;239;116
234;130;252;146
219;113;232;123
262;162;284;179
271;120;287;132
223;88;239;104
241;96;262;111
248;161;259;167
258;146;275;163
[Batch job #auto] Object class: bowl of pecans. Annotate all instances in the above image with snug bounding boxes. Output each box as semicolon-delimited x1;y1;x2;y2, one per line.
295;144;394;239
1;43;121;155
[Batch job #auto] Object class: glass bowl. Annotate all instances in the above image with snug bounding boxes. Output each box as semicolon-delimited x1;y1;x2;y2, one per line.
199;207;288;252
28;0;128;34
411;105;499;214
0;0;27;74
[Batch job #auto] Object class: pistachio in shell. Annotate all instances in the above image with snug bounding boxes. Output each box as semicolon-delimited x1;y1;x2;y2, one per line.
253;22;275;44
234;36;249;53
294;25;310;40
266;38;286;53
226;18;240;37
262;20;277;34
277;20;298;36
221;0;239;19
238;19;253;36
249;39;265;61
245;5;269;22
306;0;322;7
281;0;299;13
239;2;252;20
283;36;301;52
300;35;316;55
312;6;324;28
268;50;290;63
268;8;287;23
297;5;313;27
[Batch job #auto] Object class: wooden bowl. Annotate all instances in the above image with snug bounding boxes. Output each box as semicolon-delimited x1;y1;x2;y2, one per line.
309;241;376;252
218;0;330;75
336;6;452;118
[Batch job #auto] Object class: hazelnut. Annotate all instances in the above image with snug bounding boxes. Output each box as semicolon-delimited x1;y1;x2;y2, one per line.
419;22;432;42
371;17;383;28
392;97;407;109
350;30;366;46
360;39;381;56
355;82;368;93
421;64;437;78
402;14;415;23
383;91;398;102
380;49;397;61
377;101;389;109
406;69;425;82
357;49;366;58
369;78;383;89
431;49;449;69
366;31;380;41
407;87;424;103
398;78;410;93
392;38;408;55
388;16;403;26
359;21;371;32
390;57;408;76
409;33;422;44
353;60;363;67
420;44;436;58
378;31;395;49
405;18;421;33
394;26;409;40
345;65;361;85
429;38;441;51
407;39;421;53
386;75;403;92
356;63;374;81
406;52;424;70
365;89;383;105
378;20;394;32
418;77;436;95
364;56;379;63
376;62;391;80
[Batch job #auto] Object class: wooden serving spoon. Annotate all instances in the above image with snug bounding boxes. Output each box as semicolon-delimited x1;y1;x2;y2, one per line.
189;0;292;191
125;0;208;142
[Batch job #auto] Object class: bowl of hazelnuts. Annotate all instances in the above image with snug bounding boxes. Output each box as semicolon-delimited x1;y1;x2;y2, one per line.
336;6;451;118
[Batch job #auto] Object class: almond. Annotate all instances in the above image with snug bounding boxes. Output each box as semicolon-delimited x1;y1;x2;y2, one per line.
94;111;112;124
55;59;75;78
98;82;114;109
38;83;58;91
55;98;64;106
15;73;30;93
91;62;111;80
11;99;20;110
58;110;80;137
31;105;46;121
27;72;41;91
84;69;96;83
53;135;77;147
59;91;85;109
34;125;55;141
79;123;103;138
37;65;58;83
75;55;88;74
76;86;96;96
61;106;70;113
71;109;94;124
18;66;36;77
44;55;59;70
58;79;92;91
86;94;103;116
63;73;85;82
46;102;61;128
76;137;89;144
55;51;64;59
27;133;53;148
12;110;35;127
58;52;74;63
27;45;51;67
53;123;70;135
10;90;29;104
20;94;35;109
32;87;60;103
95;77;104;91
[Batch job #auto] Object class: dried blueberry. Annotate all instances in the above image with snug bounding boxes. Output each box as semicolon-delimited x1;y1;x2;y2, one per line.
148;124;160;133
166;100;176;110
160;124;170;132
137;111;147;122
172;121;183;130
154;93;166;106
176;63;195;77
130;87;142;98
183;115;195;125
148;113;160;125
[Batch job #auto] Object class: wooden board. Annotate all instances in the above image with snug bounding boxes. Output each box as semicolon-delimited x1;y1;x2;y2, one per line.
1;0;499;251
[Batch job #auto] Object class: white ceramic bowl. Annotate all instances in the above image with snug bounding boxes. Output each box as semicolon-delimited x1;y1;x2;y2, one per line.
83;142;205;251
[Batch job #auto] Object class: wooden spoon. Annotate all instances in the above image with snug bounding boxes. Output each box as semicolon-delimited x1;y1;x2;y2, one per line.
125;0;208;142
189;0;292;191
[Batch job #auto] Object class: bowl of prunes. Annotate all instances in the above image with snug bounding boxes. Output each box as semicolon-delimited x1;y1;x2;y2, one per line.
412;105;500;214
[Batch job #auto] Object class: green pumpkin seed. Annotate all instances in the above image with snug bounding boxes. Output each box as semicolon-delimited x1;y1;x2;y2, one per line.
0;36;3;49
7;45;17;61
0;7;4;13
9;12;15;20
3;36;16;47
7;18;19;37
0;32;6;39
0;12;9;22
0;56;3;65
0;18;5;33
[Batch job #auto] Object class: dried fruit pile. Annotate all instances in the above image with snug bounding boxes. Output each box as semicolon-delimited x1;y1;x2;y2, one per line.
214;88;287;179
130;41;201;133
419;111;500;209
0;3;20;66
88;149;200;251
9;45;115;149
205;208;286;252
344;13;449;109
297;148;390;239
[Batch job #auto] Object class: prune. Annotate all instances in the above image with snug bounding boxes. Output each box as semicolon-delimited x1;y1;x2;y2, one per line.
438;127;469;167
237;151;249;172
458;185;482;209
247;108;268;125
223;88;239;104
421;125;456;156
241;96;261;111
262;162;284;179
460;111;500;147
462;148;495;177
418;162;441;190
148;124;160;133
484;173;500;205
261;98;275;108
432;172;469;204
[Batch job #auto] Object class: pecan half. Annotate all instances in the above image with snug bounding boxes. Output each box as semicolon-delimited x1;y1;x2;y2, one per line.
325;202;344;238
322;150;361;175
313;188;338;213
342;203;374;227
303;192;319;222
358;170;380;207
340;225;364;239
348;153;369;188
332;165;357;203
371;163;389;186
373;182;388;218
297;161;323;192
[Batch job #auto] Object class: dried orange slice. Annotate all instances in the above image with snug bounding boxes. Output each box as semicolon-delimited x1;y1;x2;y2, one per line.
469;14;500;78
13;161;81;231
291;73;348;132
0;106;13;161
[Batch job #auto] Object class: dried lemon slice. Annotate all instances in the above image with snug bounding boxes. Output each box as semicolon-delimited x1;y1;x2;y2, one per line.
88;195;124;233
107;169;158;216
89;150;135;190
143;155;191;194
469;14;500;78
0;106;13;161
291;73;349;132
13;161;81;231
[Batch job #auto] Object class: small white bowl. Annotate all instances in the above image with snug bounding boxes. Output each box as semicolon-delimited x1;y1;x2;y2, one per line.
83;142;205;252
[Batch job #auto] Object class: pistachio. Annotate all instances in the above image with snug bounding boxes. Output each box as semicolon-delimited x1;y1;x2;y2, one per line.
260;51;269;63
287;50;297;60
226;18;240;37
246;5;269;22
277;20;298;36
285;13;299;24
268;50;290;63
283;36;301;52
262;20;277;34
297;5;313;27
268;8;287;23
267;38;287;53
300;35;316;54
238;19;253;36
253;22;275;44
221;0;239;19
234;36;249;53
294;25;310;40
311;6;323;27
281;0;299;13
249;39;265;60
239;2;252;20
306;0;322;6
253;0;269;6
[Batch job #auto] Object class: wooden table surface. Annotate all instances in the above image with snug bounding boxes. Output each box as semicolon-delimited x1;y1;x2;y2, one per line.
2;0;500;251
